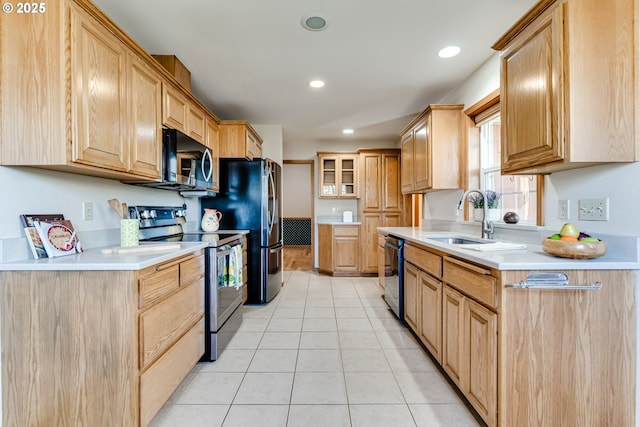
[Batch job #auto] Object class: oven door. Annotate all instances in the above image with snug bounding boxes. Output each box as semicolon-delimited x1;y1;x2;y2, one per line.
208;240;243;332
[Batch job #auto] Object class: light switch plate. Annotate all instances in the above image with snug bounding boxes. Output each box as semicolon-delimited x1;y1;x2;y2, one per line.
83;201;94;221
558;200;569;220
578;198;609;221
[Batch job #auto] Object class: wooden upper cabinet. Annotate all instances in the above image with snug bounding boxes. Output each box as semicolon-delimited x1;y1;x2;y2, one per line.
205;118;220;192
359;152;382;210
71;4;128;171
162;83;188;133
128;53;162;178
493;0;637;174
219;120;263;160
162;83;207;144
400;105;464;194
186;104;206;144
318;152;358;198
400;132;415;193
0;1;168;180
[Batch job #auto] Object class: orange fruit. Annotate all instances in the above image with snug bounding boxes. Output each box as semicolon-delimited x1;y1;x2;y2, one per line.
559;236;579;242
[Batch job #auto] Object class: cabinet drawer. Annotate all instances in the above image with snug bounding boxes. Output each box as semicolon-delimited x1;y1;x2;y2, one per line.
333;226;359;237
139;279;204;368
140;318;204;427
138;264;180;309
443;257;496;309
405;244;442;278
180;253;204;286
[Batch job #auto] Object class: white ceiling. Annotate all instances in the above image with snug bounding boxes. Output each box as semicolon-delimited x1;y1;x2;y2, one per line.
93;0;537;145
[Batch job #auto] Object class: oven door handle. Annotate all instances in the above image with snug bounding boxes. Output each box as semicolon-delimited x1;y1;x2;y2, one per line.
216;247;235;257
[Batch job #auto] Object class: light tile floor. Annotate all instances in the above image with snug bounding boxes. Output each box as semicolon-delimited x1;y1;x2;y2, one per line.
149;271;482;427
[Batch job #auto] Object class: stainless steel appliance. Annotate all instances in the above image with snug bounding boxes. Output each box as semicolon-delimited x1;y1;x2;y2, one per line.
384;235;404;320
130;205;243;361
201;158;283;304
128;129;214;192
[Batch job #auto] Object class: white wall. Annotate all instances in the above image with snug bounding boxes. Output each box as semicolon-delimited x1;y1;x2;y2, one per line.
254;124;283;166
283;163;312;218
0;166;197;241
430;53;640;237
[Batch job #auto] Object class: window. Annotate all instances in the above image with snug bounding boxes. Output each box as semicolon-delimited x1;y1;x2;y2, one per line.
466;90;543;225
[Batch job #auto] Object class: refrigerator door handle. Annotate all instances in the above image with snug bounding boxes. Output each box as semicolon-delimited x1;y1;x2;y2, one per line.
268;168;276;234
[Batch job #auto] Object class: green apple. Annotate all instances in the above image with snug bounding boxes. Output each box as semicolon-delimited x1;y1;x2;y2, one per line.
559;222;580;238
549;233;561;240
579;237;599;242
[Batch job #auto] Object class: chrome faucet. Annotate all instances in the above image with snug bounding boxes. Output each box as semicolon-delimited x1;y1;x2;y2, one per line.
457;189;494;240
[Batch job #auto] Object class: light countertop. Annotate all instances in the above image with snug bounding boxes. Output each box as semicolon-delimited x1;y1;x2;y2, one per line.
378;227;640;270
0;242;209;271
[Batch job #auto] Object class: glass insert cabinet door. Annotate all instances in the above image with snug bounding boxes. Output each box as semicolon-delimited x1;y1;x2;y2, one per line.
318;153;357;198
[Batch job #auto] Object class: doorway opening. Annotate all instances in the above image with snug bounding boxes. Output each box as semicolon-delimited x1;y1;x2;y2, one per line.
282;160;314;271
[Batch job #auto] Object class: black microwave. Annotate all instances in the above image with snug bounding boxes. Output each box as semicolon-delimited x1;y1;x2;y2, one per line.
132;128;213;191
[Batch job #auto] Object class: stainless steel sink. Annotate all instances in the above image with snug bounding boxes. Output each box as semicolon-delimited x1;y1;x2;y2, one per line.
427;237;491;245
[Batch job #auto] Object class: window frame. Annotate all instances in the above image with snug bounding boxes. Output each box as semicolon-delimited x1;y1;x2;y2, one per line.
464;90;545;226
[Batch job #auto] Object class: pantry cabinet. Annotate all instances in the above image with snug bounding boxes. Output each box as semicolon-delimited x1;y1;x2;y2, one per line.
219;120;263;160
493;0;637;174
358;149;403;274
399;104;464;194
0;249;206;427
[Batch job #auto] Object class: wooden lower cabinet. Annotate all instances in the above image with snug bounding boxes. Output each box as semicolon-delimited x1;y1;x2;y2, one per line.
442;283;497;426
403;261;420;331
499;270;636;427
442;285;464;387
318;224;360;275
419;273;442;364
0;250;205;427
401;242;636;427
465;298;497;426
405;245;497;427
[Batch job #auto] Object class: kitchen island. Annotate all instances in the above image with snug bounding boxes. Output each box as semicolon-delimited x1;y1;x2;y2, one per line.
0;242;210;427
379;226;638;427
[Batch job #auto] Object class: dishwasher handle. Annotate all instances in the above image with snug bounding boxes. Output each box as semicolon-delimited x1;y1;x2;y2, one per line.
384;237;404;251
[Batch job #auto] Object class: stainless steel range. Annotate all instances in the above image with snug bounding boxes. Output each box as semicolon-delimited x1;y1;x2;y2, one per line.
129;205;244;361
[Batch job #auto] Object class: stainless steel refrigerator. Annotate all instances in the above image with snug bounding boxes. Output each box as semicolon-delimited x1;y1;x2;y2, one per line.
201;158;283;304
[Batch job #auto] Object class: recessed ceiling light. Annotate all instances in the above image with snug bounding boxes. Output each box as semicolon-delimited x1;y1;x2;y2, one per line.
438;45;461;58
301;14;329;31
342;129;354;135
308;80;325;88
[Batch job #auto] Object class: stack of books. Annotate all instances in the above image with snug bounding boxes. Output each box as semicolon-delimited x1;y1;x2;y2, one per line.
20;214;83;259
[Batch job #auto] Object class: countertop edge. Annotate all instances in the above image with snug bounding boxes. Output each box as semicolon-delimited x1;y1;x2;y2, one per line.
379;227;640;271
0;242;210;271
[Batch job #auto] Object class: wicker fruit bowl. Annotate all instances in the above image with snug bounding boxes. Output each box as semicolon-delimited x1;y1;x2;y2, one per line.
541;238;607;259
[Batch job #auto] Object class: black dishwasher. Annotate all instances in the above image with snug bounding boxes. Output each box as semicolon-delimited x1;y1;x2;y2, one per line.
384;236;404;320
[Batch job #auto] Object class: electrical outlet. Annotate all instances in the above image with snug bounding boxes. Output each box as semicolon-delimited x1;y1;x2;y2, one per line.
558;200;569;220
578;198;609;221
83;201;94;221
